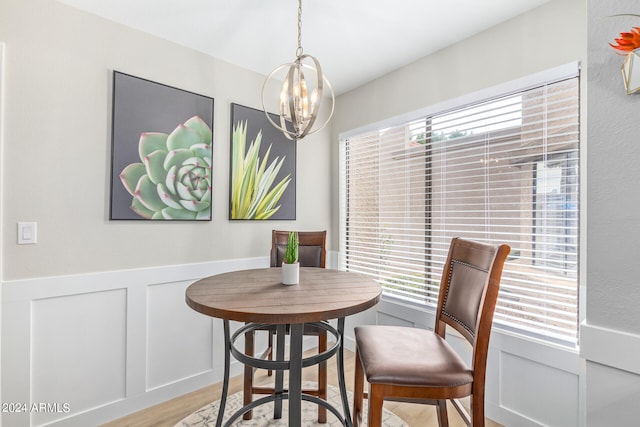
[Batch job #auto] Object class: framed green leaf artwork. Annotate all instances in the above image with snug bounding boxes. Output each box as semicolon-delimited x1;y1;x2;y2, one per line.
229;103;296;220
110;71;214;220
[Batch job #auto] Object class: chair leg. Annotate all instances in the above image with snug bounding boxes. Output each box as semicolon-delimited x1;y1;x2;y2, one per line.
436;399;449;427
318;331;327;423
367;383;384;427
471;390;485;427
243;329;255;420
352;347;365;427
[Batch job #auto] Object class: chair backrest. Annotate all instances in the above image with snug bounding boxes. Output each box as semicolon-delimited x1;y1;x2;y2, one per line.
434;237;510;374
270;230;327;268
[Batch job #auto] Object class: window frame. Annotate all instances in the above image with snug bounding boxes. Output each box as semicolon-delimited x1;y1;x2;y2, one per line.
339;62;581;348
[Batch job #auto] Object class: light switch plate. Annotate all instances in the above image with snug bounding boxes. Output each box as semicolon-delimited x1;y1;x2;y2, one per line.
18;222;37;244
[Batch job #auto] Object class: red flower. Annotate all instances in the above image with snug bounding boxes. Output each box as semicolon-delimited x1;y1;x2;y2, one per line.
610;27;640;53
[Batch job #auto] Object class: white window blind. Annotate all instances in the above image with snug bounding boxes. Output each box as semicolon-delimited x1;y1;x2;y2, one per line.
339;72;580;346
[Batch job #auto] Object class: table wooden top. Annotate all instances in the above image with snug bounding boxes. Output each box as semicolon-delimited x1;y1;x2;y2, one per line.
185;267;381;324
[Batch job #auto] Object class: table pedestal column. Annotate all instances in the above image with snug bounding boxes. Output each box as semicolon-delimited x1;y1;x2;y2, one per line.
288;323;304;427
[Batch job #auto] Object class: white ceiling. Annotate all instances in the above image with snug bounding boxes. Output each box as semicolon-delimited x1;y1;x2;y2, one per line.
57;0;549;94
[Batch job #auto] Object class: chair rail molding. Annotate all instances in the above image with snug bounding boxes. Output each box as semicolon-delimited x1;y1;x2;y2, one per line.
580;321;640;375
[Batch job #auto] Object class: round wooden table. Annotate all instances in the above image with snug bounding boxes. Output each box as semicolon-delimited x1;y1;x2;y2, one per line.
185;267;381;427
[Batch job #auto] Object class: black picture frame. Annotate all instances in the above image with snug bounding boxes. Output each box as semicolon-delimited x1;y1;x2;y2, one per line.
229;103;296;220
110;71;214;220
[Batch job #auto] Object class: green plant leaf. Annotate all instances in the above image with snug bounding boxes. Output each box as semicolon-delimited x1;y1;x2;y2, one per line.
179;199;210;212
176;181;196;201
196;209;211;220
144;150;169;185
163;149;193;171
249;157;285;218
167;124;202;151
120;163;146;196
284;231;299;263
130;197;155;219
191;143;212;162
165;165;178;195
156;183;182;209
231;121;247;218
230;121;291;219
138;132;168;159
255;174;291;217
184;116;213;143
201;187;212;203
135;175;166;211
161;207;197;220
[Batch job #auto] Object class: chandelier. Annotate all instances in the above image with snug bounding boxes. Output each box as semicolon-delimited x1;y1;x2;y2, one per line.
261;0;334;140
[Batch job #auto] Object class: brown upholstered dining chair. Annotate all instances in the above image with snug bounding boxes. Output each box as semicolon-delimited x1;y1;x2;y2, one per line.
243;230;328;422
352;237;510;427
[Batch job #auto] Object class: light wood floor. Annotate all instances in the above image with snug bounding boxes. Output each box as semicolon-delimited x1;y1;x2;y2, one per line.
102;349;502;427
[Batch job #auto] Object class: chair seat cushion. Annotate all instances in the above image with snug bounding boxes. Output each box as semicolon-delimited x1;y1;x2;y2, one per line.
354;325;473;388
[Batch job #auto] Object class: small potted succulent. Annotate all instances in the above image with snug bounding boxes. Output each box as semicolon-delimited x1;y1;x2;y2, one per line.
281;231;299;285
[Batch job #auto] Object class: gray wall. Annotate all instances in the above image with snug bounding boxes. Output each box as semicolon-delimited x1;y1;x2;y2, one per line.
585;1;640;425
586;0;640;340
0;0;333;281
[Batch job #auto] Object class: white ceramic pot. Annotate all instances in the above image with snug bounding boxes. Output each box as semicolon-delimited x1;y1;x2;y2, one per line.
281;262;300;285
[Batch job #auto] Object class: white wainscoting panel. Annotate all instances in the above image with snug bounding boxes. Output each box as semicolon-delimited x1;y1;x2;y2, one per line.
146;281;213;391
586;361;640;426
500;351;578;426
1;257;268;427
2;256;584;427
31;289;128;426
376;311;414;327
581;322;640;426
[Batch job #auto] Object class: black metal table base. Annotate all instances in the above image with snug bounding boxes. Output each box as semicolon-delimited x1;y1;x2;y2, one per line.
216;318;352;427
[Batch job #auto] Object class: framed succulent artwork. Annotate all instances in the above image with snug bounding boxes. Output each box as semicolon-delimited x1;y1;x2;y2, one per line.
229;103;296;220
110;71;214;220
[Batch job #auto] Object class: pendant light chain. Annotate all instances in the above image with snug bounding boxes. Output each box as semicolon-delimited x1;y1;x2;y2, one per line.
296;0;303;58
